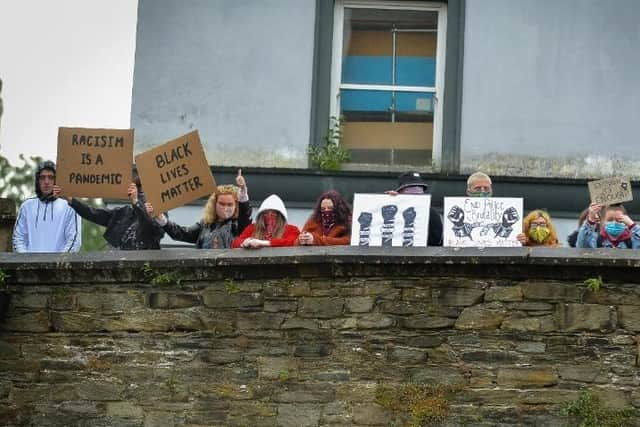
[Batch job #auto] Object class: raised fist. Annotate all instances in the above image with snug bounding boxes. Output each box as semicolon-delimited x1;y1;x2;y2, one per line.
381;205;398;222
447;205;465;227
358;211;373;228
402;207;416;224
501;207;519;227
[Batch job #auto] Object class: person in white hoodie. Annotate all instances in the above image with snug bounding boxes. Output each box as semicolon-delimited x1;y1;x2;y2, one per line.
12;161;81;253
232;194;299;249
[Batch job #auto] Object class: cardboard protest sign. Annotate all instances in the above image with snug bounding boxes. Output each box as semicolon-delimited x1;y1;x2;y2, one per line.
135;130;216;213
443;197;523;247
56;127;133;199
588;176;633;205
350;193;431;247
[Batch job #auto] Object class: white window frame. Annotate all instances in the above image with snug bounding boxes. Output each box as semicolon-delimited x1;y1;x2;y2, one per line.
330;0;448;167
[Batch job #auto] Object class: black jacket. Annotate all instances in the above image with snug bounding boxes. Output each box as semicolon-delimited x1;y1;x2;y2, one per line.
428;207;444;246
163;200;251;249
69;198;165;250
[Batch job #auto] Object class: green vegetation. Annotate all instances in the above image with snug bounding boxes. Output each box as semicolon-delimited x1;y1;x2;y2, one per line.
584;276;604;292
0;269;9;290
224;278;240;294
308;116;350;171
164;376;179;397
277;369;290;382
142;262;184;287
562;390;637;427
375;383;463;427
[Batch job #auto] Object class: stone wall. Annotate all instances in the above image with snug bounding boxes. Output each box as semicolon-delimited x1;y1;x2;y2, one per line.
1;247;640;426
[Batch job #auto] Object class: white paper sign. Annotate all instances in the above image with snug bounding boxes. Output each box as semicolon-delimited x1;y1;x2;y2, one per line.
443;197;523;247
350;193;431;247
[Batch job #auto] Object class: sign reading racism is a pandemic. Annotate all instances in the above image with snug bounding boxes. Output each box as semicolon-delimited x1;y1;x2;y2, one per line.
443;197;523;247
56;127;134;199
588;176;633;206
134;130;216;213
350;193;431;247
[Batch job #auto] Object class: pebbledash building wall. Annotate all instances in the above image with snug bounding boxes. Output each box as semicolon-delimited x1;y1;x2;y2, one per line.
131;0;640;178
128;0;640;244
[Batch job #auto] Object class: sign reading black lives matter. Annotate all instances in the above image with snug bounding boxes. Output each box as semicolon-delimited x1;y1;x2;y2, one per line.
56;127;134;199
134;130;216;213
588;176;633;206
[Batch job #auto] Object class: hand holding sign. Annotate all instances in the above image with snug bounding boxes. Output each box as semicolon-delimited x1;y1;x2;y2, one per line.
127;183;138;204
587;202;603;223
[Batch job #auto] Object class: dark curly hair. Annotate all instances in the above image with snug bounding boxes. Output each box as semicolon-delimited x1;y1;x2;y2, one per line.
312;190;352;233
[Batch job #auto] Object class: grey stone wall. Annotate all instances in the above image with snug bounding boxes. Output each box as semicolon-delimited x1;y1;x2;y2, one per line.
1;248;640;426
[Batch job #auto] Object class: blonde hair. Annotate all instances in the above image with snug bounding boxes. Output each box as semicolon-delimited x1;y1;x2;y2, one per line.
522;210;559;247
467;171;492;189
201;184;240;225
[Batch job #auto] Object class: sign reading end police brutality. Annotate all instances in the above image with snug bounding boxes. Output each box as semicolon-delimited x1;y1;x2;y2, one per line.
135;130;216;213
56;127;133;199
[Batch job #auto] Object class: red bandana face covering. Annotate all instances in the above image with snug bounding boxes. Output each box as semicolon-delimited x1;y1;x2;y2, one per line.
321;211;336;236
263;211;279;239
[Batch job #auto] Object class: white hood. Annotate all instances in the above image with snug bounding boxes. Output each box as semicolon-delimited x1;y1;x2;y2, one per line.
257;194;288;221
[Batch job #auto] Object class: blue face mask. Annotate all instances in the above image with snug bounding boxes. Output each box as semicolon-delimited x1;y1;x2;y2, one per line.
605;221;627;237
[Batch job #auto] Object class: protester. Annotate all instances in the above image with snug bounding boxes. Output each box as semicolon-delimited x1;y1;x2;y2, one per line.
466;171;493;197
13;160;81;252
387;171;443;246
297;190;351;246
151;170;251;249
566;207;591;248
56;173;165;250
232;194;299;248
516;210;559;247
577;203;640;248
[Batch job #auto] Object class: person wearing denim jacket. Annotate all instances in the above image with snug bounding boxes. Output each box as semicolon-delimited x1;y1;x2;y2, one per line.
576;203;640;249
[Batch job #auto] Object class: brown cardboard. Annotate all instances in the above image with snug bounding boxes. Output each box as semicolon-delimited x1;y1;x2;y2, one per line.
343;122;433;149
134;130;216;213
588;176;633;205
56;127;134;199
347;31;437;57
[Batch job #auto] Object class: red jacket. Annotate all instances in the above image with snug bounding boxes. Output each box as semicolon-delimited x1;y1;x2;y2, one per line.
296;218;350;246
232;223;300;248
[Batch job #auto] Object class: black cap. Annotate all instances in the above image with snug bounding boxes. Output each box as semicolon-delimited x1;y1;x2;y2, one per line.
395;171;429;192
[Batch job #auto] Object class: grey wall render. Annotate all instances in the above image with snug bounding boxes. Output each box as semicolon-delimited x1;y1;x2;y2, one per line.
131;0;316;168
460;0;640;178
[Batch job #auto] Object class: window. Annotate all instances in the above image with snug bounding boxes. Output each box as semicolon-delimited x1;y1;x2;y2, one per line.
331;1;447;168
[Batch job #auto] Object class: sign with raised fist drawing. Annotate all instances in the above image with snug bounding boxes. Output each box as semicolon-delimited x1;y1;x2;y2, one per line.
444;197;523;247
350;193;431;247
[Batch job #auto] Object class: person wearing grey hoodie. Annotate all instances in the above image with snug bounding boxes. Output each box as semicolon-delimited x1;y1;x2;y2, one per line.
13;161;81;252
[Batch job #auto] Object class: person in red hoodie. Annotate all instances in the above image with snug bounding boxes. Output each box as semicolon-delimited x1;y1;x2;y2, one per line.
232;194;299;249
297;190;351;246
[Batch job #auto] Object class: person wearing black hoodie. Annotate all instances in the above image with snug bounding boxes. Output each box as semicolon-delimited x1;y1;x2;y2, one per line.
13;161;81;252
386;171;444;246
55;174;165;250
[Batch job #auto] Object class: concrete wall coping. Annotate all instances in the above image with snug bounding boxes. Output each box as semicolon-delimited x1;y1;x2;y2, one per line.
2;247;640;283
